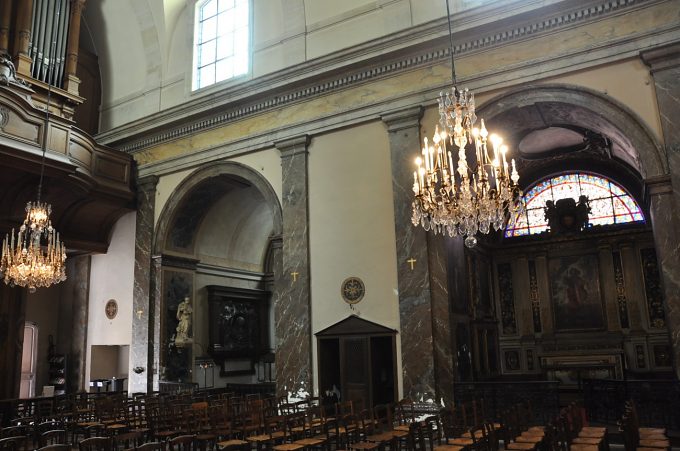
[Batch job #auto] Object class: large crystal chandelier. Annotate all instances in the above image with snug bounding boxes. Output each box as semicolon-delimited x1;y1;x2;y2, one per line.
0;29;67;292
411;0;523;248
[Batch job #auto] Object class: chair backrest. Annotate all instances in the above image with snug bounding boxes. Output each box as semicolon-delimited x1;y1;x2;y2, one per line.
37;445;71;451
136;442;164;451
79;436;113;451
167;435;195;451
0;436;24;451
40;429;68;447
113;430;143;450
337;401;353;417
0;427;28;439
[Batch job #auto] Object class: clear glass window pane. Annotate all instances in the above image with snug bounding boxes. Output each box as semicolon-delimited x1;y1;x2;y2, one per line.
199;64;215;88
217;35;234;60
215;58;234;82
201;16;218;43
219;0;235;12
201;0;218;20
199;39;216;67
218;10;235;35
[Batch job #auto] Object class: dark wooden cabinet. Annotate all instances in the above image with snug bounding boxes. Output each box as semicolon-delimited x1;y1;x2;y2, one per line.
206;285;269;375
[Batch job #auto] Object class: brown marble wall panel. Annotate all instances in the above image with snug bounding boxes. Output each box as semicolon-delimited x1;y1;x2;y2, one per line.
130;175;158;393
275;136;312;398
58;255;90;392
382;107;436;400
599;245;620;331
642;43;680;377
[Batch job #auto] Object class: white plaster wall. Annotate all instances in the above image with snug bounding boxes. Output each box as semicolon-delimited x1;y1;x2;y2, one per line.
85;212;137;389
308;121;402;398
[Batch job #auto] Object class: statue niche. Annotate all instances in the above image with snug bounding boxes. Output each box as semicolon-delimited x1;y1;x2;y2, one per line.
545;196;591;235
206;285;269;375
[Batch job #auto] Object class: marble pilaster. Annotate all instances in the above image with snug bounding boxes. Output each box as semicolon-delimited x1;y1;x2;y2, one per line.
382;106;436;400
275;136;312;398
130;175;159;393
513;256;532;337
620;243;645;330
427;233;454;406
58;255;91;392
642;43;680;377
647;179;680;377
0;284;24;399
598;245;620;331
535;254;553;333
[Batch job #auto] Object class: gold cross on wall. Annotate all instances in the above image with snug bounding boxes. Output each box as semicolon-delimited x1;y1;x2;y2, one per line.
291;271;299;282
407;258;417;270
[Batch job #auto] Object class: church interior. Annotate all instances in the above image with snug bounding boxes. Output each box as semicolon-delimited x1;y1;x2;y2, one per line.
0;0;679;449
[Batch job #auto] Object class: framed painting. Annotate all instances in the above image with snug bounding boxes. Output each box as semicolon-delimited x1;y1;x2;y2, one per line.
549;254;605;331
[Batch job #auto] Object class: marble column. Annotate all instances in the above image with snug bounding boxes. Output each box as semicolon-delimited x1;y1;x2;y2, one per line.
130;175;159;393
642;43;680;378
275;136;312;398
58;255;91;392
382;106;437;401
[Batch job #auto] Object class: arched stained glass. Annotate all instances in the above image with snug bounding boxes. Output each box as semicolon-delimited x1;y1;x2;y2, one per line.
505;172;644;238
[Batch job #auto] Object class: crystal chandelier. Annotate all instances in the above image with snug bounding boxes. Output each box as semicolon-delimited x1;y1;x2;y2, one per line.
0;29;67;292
411;0;523;248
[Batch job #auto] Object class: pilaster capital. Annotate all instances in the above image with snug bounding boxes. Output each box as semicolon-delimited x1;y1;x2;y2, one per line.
640;42;680;73
276;135;310;159
381;106;423;132
644;175;672;198
137;175;159;194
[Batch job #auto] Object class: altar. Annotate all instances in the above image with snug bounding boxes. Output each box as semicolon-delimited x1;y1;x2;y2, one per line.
540;352;624;389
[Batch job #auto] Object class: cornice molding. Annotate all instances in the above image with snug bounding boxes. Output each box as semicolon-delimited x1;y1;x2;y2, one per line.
99;0;672;157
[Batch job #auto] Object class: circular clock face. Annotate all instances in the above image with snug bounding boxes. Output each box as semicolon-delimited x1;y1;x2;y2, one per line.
341;277;365;304
105;299;118;320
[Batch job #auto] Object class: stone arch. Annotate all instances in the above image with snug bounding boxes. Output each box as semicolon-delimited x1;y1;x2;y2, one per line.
154;161;282;257
477;83;667;180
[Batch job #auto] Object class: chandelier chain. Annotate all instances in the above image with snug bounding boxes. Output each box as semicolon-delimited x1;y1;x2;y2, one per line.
445;0;457;86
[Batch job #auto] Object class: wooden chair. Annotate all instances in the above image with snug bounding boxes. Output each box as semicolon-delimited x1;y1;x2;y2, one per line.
168;435;197;451
37;445;71;451
79;436;114;451
39;429;68;447
136;442;165;451
113;430;144;450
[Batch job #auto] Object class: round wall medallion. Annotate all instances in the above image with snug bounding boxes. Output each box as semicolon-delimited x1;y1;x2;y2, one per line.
341;277;365;304
105;299;118;320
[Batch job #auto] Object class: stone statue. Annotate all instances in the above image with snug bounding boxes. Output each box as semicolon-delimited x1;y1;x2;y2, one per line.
175;296;193;343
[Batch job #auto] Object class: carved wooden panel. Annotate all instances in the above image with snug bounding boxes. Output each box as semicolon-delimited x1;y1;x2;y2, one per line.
207;285;269;364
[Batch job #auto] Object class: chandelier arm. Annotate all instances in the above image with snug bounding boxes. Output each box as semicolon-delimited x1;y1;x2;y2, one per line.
36;1;62;204
444;0;457;86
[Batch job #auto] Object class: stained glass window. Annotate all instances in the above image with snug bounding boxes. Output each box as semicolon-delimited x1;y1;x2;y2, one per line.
505;172;644;238
193;0;249;90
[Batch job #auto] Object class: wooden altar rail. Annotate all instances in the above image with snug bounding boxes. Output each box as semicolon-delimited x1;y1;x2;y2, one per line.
453;381;560;424
583;379;680;428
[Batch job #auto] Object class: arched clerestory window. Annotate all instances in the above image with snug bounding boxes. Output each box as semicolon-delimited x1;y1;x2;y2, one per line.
505;172;644;238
